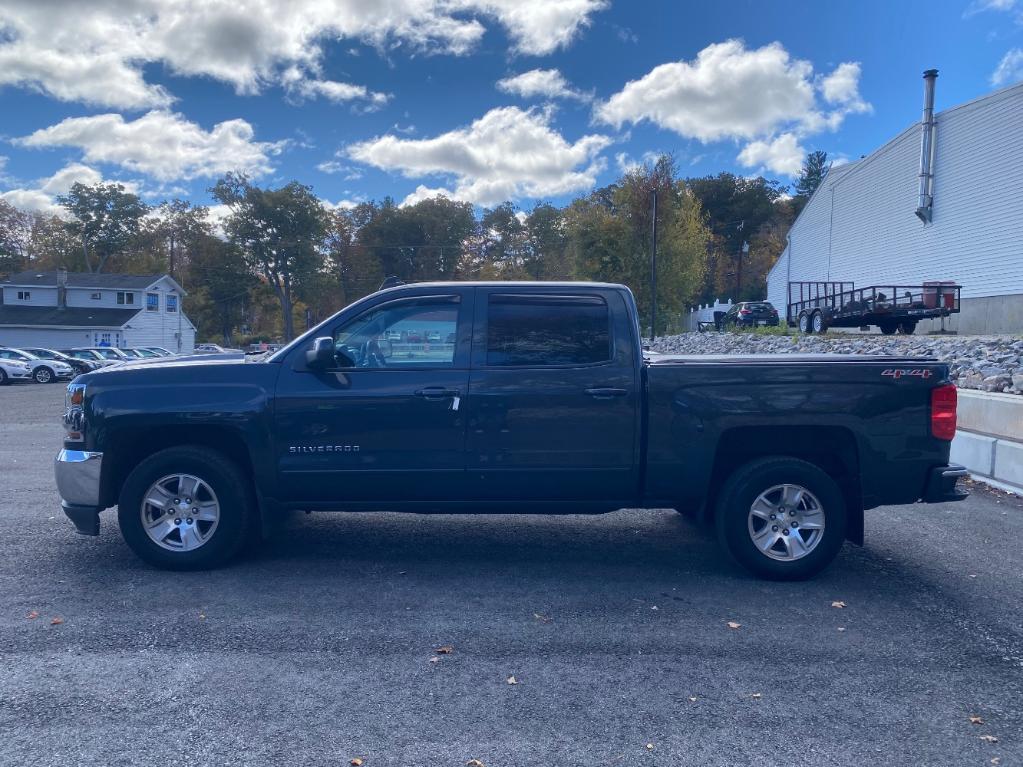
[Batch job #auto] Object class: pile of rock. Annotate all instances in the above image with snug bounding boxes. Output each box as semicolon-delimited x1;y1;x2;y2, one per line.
649;332;1023;395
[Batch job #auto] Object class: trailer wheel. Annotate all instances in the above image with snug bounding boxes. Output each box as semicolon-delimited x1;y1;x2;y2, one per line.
811;310;826;334
797;312;810;333
879;322;897;335
898;320;917;335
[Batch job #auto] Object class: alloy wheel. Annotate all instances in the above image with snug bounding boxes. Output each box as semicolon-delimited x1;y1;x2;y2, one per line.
747;483;825;561
140;473;221;552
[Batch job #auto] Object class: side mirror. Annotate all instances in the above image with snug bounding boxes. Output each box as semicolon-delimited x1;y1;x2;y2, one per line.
377;339;393;359
305;337;337;369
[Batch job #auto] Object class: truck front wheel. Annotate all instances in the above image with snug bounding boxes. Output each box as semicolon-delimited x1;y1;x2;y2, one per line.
117;446;253;570
715;457;847;580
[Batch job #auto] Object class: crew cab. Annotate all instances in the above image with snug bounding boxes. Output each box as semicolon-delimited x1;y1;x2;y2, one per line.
55;282;966;579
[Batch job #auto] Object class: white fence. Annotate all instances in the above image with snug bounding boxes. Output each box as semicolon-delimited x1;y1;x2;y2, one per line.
685;299;734;331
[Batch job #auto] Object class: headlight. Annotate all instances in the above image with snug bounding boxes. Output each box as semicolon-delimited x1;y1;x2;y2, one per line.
64;383;87;442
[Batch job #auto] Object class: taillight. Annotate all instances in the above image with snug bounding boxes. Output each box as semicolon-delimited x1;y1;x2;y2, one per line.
931;384;957;440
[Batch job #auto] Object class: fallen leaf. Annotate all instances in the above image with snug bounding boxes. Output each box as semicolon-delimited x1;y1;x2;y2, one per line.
350;759;363;766
466;760;485;767
726;621;741;630
506;676;517;685
436;645;454;654
980;735;998;743
651;606;658;611
991;758;1000;765
837;627;846;632
27;610;38;620
533;613;551;623
831;601;846;609
969;715;984;725
198;612;206;620
429;656;440;663
50;617;63;625
688;696;697;702
646;743;654;750
751;693;762;699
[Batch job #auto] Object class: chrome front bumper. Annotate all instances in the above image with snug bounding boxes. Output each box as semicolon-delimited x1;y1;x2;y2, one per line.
55;449;104;535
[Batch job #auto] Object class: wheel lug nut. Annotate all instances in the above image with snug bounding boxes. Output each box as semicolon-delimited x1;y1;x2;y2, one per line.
789;510;796;516
173;499;180;504
174;518;181;525
187;518;193;524
792;521;798;528
772;525;778;532
186;498;192;504
783;528;790;535
769;514;776;520
192;508;198;513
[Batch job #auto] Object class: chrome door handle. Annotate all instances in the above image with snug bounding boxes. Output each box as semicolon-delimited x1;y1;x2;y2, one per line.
584;387;628;399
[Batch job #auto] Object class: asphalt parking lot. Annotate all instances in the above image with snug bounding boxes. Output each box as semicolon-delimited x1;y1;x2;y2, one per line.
1;382;1022;767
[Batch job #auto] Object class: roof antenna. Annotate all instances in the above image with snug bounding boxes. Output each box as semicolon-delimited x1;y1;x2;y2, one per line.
378;275;405;290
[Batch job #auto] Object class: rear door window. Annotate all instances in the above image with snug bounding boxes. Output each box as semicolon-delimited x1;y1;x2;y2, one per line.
485;294;611;367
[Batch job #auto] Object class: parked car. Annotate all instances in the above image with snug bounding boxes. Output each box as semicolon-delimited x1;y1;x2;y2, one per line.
0;347;75;383
21;347;101;376
0;356;33;385
139;347;176;357
122;348;162;359
722;301;780;328
74;347;133;363
60;349;120;368
55;281;966;580
195;343;244;354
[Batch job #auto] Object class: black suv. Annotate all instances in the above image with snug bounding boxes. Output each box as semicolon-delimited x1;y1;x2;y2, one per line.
722;301;780;328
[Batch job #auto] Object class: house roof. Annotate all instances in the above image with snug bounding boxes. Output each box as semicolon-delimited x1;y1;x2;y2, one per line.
2;271;185;294
0;305;138;329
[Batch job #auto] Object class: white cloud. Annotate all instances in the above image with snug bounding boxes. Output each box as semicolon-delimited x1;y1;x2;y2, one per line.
964;0;1017;16
0;0;606;109
316;158;364;179
496;68;590;102
736;133;806;176
595;40;871;178
280;67;390;109
992;48;1023;85
0;162;110;215
321;197;364;211
349;106;611;206
17;111;286;182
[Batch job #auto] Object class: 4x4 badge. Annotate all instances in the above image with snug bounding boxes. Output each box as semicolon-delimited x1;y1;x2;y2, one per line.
881;368;933;380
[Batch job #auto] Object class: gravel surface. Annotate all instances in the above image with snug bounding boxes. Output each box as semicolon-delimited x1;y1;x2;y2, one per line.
2;382;1022;766
651;332;1023;394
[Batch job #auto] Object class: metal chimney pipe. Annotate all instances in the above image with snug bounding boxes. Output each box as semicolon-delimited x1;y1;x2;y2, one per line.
915;69;938;223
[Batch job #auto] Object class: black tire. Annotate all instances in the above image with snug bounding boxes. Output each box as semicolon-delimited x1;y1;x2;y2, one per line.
715;456;847;580
0;368;7;386
879;322;897;335
33;366;55;384
117;445;254;570
811;310;826;334
797;312;810;333
898;321;917;335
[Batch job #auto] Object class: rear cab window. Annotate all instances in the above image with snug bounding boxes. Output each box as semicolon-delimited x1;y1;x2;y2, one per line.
482;293;612;367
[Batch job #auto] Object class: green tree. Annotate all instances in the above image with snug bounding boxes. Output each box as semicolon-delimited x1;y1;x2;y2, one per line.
523;202;569;280
211;174;327;341
687;172;786;302
794;150;829;201
187;235;257;346
56;182;149;273
0;199;32;276
566;155;709;333
26;214;80;271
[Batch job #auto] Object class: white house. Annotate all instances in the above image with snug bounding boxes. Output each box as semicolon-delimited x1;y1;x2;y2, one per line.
767;74;1023;334
0;271;196;352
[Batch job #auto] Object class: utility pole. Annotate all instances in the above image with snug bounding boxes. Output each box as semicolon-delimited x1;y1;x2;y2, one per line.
650;189;658;340
734;220;746;299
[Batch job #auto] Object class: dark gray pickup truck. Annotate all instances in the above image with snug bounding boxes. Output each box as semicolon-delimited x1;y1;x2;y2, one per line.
55;281;966;579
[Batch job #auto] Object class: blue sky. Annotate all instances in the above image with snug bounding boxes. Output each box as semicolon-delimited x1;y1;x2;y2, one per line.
0;0;1020;218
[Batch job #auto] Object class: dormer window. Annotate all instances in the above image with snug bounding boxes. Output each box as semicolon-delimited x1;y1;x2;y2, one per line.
166;294;178;313
146;292;159;312
117;291;135;305
17;291;30;300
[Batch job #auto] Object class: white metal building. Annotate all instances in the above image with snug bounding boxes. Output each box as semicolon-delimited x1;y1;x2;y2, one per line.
767;75;1023;334
0;271;196;352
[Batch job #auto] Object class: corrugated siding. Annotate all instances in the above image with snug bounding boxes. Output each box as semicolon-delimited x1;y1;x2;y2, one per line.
122;307;195;353
770;82;1023;309
0;327;97;349
1;286;58;306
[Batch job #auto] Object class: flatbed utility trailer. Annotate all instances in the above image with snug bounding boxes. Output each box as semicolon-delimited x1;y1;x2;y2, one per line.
787;281;961;334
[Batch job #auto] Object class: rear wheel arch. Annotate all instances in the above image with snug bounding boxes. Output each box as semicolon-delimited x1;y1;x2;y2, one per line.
702;425;863;543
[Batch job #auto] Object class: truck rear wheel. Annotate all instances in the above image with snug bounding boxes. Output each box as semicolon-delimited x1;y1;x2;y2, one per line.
715;456;847;580
117;446;253;570
811;310;826;334
898;320;917;335
879;322;897;335
797;312;810;333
